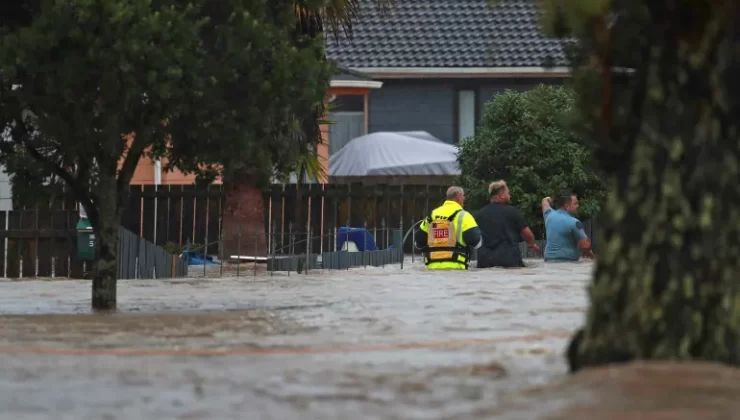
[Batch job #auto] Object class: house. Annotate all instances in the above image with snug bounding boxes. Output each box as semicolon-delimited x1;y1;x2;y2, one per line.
325;0;569;150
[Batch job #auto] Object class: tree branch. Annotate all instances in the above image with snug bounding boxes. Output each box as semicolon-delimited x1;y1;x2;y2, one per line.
116;132;149;193
15;137;96;220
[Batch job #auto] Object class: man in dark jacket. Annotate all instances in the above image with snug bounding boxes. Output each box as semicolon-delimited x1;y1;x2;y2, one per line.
475;180;539;268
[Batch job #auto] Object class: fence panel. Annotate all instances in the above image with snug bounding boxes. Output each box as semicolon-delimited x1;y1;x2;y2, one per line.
52;211;71;277
119;227;136;279
0;211;188;279
3;183;601;277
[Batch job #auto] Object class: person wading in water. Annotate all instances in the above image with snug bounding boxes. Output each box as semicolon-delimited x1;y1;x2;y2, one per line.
475;180;539;268
414;186;482;270
541;192;594;261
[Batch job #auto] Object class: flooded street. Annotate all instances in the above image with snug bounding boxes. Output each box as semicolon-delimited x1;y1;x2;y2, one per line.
1;259;727;419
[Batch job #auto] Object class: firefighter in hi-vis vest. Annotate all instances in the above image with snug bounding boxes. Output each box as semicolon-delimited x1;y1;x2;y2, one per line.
414;186;482;269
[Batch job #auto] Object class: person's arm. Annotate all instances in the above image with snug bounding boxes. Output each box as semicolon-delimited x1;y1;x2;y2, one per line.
514;209;540;253
460;212;482;249
572;220;594;258
462;226;482;250
542;197;553;218
414;218;429;250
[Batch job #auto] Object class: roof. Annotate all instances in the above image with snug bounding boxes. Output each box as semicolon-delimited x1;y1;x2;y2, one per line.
331;66;375;81
325;0;568;69
330;66;383;88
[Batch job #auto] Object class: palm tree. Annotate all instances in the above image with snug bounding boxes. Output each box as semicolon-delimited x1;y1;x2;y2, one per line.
283;0;395;246
291;0;395;158
294;0;395;39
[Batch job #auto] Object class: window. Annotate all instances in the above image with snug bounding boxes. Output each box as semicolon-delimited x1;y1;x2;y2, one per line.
457;90;476;142
329;95;365;155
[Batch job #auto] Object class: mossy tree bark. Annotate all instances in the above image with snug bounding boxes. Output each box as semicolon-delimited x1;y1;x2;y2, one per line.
568;3;740;371
89;171;120;311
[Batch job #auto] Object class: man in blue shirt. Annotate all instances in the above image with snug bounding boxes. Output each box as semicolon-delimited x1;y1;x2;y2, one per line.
541;192;594;262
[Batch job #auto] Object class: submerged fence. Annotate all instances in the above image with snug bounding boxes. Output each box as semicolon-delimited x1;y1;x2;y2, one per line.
3;183;599;278
0;210;187;279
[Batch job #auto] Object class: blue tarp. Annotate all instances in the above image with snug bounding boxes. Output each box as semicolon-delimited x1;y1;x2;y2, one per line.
181;250;217;266
336;227;378;252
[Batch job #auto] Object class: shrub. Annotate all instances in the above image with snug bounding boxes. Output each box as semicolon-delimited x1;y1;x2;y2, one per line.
457;85;606;236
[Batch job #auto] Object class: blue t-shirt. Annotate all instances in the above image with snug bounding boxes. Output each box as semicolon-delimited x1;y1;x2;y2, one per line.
543;208;587;262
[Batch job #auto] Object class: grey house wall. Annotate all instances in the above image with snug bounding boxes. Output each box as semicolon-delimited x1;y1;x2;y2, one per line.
0;165;11;211
368;78;564;144
368;82;456;143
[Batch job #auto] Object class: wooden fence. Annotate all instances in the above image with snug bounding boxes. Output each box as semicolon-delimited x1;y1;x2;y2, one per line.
0;210;78;278
0;210;187;279
118;227;189;279
2;183;600;278
120;184;451;255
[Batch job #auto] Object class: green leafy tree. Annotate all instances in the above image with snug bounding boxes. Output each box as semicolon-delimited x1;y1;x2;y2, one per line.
541;1;740;371
164;0;334;257
457;85;605;237
0;0;331;310
211;0;397;254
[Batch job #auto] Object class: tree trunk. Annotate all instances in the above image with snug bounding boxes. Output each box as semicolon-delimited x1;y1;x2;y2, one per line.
91;173;120;311
569;9;740;371
222;172;267;258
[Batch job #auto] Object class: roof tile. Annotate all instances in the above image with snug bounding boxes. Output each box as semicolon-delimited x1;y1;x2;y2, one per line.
326;0;567;68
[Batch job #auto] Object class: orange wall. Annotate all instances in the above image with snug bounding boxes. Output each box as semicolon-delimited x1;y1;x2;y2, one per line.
120;134;221;185
129;156;222;185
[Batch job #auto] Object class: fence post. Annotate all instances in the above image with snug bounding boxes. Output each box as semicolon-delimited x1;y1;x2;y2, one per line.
270;222;276;276
236;224;241;277
410;217;415;264
399;218;404;269
381;218;386;268
320;216;324;255
363;220;368;269
253;226;258;277
305;225;311;275
203;231;208;277
219;224;224;277
345;218;350;271
288;221;293;276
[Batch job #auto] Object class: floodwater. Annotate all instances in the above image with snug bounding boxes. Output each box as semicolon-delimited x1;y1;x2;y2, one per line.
0;259;736;419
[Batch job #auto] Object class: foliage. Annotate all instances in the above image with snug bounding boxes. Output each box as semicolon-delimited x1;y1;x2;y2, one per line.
279;0;395;178
457;85;606;236
295;0;396;40
0;0;333;308
0;148;66;209
160;0;335;188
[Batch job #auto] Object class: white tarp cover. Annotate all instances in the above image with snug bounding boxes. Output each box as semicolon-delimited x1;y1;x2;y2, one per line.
329;131;460;177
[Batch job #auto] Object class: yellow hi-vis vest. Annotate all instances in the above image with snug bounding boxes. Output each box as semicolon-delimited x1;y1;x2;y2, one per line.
424;208;470;268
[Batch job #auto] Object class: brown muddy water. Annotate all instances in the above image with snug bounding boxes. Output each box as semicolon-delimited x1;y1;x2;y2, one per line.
0;259;735;419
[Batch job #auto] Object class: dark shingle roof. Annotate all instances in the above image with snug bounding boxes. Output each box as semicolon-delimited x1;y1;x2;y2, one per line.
325;0;567;68
331;66;376;81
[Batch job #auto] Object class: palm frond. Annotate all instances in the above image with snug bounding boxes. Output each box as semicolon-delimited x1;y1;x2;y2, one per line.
294;0;395;41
